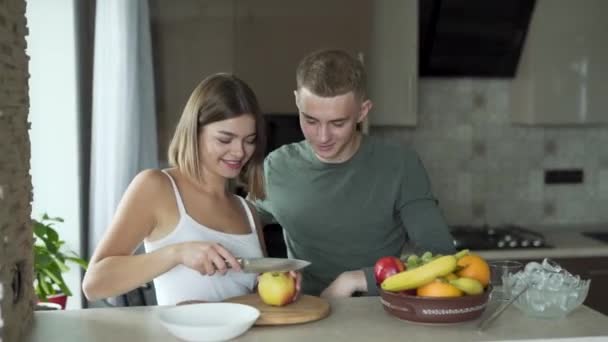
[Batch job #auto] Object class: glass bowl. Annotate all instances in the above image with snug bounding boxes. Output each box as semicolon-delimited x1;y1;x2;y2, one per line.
502;260;591;319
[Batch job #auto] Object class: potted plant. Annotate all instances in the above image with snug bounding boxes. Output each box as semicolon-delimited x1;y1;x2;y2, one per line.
33;214;88;309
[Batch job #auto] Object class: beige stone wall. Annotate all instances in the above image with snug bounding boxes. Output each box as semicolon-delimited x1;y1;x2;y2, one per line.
374;79;608;226
0;0;35;341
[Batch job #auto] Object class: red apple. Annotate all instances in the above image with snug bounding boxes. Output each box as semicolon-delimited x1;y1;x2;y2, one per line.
257;272;297;306
374;256;405;284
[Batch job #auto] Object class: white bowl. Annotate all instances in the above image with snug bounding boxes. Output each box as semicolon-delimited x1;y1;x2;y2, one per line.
158;303;260;342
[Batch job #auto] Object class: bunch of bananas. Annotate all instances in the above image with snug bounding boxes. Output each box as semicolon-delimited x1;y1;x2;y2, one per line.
380;249;488;297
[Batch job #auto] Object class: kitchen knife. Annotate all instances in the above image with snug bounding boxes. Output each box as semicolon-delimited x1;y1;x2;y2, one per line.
233;257;311;273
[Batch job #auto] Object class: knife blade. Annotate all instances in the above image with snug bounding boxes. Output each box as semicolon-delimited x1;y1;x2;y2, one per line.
233;257;311;273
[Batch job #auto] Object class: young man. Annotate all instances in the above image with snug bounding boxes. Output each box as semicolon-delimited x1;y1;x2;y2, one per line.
253;49;455;297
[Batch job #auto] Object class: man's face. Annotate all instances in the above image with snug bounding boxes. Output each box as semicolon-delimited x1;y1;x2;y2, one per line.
294;87;371;163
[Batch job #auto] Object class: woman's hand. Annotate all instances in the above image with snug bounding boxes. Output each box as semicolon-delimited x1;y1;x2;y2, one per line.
288;270;302;302
320;270;367;298
177;241;241;275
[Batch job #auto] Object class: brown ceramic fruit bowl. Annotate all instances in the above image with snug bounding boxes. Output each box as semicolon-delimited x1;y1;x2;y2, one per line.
379;286;491;324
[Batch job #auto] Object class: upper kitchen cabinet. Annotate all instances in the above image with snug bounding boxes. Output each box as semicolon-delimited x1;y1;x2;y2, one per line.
511;0;608;125
367;0;418;126
234;0;371;114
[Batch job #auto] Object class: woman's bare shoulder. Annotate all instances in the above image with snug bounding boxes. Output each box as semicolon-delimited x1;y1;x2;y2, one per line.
128;169;174;198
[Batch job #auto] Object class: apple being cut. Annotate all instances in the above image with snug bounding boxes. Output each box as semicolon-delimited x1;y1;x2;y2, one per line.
374;256;405;284
257;272;297;306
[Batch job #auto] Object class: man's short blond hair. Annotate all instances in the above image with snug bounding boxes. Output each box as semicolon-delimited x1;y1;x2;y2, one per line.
296;49;367;101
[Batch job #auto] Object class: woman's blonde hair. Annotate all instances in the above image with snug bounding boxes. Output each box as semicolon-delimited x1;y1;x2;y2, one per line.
168;73;266;199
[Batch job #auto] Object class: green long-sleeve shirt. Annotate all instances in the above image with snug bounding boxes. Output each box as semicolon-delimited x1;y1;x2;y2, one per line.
253;135;455;296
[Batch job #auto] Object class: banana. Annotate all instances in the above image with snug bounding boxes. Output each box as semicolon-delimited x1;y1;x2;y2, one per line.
454;249;470;260
449;277;484;295
381;255;458;292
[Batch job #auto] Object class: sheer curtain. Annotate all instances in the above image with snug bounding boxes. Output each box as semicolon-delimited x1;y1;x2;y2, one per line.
89;0;158;286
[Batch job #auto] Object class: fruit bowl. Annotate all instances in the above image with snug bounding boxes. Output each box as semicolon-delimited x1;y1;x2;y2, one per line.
379;287;491;324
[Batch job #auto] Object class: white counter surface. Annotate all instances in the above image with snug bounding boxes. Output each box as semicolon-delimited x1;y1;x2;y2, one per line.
26;297;608;342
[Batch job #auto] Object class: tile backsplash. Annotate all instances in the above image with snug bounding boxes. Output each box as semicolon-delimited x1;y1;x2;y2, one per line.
372;79;608;227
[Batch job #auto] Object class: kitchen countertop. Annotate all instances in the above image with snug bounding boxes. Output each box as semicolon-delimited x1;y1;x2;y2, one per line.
443;222;607;261
477;230;608;261
25;297;608;342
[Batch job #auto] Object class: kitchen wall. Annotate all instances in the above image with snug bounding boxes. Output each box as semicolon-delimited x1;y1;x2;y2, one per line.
373;79;608;228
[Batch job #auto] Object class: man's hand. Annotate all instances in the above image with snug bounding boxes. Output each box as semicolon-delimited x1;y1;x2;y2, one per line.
320;270;367;298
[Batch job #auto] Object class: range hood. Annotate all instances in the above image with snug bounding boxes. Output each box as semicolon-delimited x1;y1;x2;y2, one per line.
419;0;536;77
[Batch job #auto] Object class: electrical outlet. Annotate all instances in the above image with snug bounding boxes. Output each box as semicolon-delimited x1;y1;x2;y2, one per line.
544;169;584;185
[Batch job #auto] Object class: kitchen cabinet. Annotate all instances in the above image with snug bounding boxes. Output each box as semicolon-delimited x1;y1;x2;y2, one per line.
511;0;608;125
150;0;236;154
151;0;370;152
234;0;371;114
367;0;418;126
509;257;608;315
152;0;419;132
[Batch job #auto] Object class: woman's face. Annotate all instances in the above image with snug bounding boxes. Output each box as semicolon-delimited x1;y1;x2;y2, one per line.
199;114;257;180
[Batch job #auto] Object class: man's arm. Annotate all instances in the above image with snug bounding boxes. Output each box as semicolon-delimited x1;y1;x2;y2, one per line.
246;156;277;225
397;151;455;254
247;195;277;226
322;151;455;298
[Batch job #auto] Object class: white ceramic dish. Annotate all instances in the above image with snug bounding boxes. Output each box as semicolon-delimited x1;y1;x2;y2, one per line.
158;302;260;342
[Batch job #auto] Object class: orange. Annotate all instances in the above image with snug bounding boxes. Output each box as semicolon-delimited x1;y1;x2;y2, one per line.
442;273;458;281
456;254;490;287
416;280;463;297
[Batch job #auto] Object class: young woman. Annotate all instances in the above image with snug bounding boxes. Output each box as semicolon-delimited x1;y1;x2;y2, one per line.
83;73;297;305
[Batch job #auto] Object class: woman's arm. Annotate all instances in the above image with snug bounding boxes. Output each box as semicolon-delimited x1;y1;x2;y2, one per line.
82;170;242;301
82;170;179;301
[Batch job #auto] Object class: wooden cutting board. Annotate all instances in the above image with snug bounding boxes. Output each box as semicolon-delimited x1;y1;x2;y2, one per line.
225;294;331;326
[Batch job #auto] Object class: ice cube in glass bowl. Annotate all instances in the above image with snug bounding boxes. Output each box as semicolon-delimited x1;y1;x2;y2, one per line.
503;259;591;319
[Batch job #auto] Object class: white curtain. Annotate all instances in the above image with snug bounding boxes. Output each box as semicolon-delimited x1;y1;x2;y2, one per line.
89;0;158;254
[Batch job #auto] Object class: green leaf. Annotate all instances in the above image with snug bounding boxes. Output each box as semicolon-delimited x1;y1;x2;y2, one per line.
33;213;87;298
33;221;48;239
46;215;64;223
51;256;70;273
46;226;59;243
37;274;49;300
41;268;71;296
35;251;52;268
44;239;59;254
65;256;88;269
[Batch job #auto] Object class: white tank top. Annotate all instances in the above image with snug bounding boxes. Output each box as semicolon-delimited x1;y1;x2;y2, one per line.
144;170;263;305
